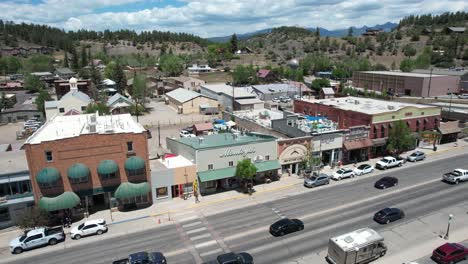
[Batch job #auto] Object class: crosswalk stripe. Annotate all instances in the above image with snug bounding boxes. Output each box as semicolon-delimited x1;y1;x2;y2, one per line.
199;248;224;257
190;233;211;241
186;227;207;234
182;221;202;228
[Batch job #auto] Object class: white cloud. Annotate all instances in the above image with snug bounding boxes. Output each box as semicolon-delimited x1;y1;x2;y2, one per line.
0;0;466;37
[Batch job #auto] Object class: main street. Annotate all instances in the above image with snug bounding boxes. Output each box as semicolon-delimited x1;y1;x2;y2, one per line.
6;153;468;264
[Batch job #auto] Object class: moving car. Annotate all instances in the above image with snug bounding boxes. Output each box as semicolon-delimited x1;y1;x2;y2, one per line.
374;208;405;224
71;219;108;240
458;94;468;99
270;218;304;236
128;252;167;264
375;156;404;170
443;169;468;184
204;252;253;264
374;176;398;189
9;226;65;254
353;164;374;176
432;243;468;264
304;173;330;188
331;168;354;181
406;151;426;162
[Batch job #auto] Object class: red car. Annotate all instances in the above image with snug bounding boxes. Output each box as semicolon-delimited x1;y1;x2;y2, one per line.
431;243;468;264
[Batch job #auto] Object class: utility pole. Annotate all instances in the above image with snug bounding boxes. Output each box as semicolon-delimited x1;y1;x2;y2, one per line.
427;67;433;98
232;85;235;112
448;88;453;120
158;121;161;147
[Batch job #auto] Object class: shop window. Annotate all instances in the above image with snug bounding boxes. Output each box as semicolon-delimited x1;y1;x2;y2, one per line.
156;187;168;198
184;183;193;193
0;207;10;222
81;106;87;111
208;164;213;170
228;161;234;167
127;142;133;152
0;183;7;197
100;172;117;180
45;151;53;162
205;181;216;188
39;180;59;189
381;125;385;138
59;108;65;113
373;126;378;139
265;155;270;161
70;176;89;184
127;168;145;177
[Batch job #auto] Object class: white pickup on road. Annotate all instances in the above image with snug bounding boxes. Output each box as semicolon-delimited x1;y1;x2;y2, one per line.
375;156;404;170
9;226;65;254
443;169;468;184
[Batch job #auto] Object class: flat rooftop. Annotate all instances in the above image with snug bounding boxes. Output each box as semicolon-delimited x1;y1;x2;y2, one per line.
307;96;438;115
0;150;29;174
25;113;146;144
171;133;277;150
201;83;256;98
252;83;299;94
152;155;194;169
234;109;284;128
359;71;446;78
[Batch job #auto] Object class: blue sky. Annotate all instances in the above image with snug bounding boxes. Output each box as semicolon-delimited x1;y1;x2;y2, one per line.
0;0;466;37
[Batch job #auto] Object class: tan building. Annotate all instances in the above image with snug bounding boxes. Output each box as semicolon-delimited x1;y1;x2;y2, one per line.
168;76;206;91
165;88;218;114
24;113;151;215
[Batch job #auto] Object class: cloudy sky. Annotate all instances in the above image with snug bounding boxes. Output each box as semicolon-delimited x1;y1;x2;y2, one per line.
0;0;466;37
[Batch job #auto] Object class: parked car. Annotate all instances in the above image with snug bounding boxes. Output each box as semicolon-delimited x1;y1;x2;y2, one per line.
126;252;167;264
406;151;426;162
443;169;468;184
458;94;468;99
432;243;468;264
71;219;108;240
272;98;280;103
303;168;313;177
204;252;253;264
375;156;404;170
374;176;398;189
179;130;195;138
304;173;330;188
331;168;355;181
353;164;374;176
10;226;65;254
374;208;405;224
270;218;304;237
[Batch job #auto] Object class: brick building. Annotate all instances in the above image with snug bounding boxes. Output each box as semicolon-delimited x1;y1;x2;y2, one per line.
352;71;459;97
294;97;441;157
24;113;151;216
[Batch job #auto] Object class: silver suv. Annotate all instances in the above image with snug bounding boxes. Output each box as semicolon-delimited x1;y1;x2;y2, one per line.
304;173;330;188
406;151;426;162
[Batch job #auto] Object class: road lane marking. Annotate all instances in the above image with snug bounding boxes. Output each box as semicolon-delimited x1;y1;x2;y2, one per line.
190;234;211;241
194;240;217;249
186;227;207;234
178;215;199;223
199;248;223;257
182;221;202;228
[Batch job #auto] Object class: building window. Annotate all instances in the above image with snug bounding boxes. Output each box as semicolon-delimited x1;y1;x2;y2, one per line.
287;120;293;126
127;141;133;152
156;187;169;198
39;181;59;189
265;155;270;161
100;172;117;180
45;151;53;162
421;112;424;115
0;207;10;222
392;115;395;119
416;121;420;132
208;164;213;170
381;125;385;138
184;183;193;194
373;126;378;139
81;106;86;111
205;181;216;188
70;176;89;184
127;168;145;178
59;108;65;113
228;161;234;167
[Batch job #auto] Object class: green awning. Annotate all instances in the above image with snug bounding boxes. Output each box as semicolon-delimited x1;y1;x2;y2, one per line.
67;163;90;179
97;160;119;175
114;182;150;200
197;167;236;183
124;156;145;171
255;160;281;173
36;167;60;184
38;192;81;212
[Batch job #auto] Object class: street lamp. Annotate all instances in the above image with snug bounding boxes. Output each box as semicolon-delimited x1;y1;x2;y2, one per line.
448;88;453;120
444;214;453;240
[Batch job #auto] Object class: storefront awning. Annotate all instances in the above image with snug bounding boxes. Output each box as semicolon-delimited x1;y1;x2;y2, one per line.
124;156;145;171
255;160;281;173
344;138;373;150
67;163;90;179
114;182;150;200
38;192;80;212
36;167;60;184
198;167;236;183
97;160;119;175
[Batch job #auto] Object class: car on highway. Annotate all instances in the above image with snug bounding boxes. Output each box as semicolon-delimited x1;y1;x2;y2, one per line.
270;218;304;237
304;173;330;188
128;251;167;264
374;176;398;189
373;208;405;224
331;167;355;181
458;94;468;99
406;151;426;162
204;252;253;264
70;219;108;240
353;164;374;176
431;243;468;264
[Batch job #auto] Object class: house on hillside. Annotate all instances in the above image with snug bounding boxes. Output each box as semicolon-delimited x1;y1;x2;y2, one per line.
188;64;212;74
320;87;335;99
256;69;277;83
235;47;253;54
446;27;466;34
167;76;206;91
362;28;383;36
107;93;134;114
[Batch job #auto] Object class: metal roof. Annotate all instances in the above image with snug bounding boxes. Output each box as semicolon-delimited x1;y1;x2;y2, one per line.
169;133;277;150
331;228;383;251
201;84;256;98
252;83;299;94
107;93;133;107
166;88;206;103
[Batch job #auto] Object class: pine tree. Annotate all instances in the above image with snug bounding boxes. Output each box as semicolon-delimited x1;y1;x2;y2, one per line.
80;46;88;68
230;34;238;54
71;47;79;70
114;63;127;94
315;27;320;37
63;51;69;68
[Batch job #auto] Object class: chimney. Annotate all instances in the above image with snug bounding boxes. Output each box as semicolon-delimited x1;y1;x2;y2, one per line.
69;77;78;92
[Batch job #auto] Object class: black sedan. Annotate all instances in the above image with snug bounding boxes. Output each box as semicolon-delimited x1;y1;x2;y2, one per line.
374;208;405;224
270;218;304;237
374;176;398;189
214;252;253;264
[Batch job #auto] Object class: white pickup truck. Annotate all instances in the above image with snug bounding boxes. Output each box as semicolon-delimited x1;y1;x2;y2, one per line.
443;169;468;184
9;226;65;254
375;156;404;170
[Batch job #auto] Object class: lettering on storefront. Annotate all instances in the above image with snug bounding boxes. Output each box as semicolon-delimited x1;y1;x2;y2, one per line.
220;147;256;158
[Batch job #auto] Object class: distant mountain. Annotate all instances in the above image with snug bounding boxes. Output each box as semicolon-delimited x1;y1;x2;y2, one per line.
208;22;398;42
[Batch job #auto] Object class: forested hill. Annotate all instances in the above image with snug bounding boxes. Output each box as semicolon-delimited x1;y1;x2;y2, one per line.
0;20;210;51
398;11;468;27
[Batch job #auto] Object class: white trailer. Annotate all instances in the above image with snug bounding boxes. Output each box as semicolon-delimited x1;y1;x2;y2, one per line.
326;228;387;264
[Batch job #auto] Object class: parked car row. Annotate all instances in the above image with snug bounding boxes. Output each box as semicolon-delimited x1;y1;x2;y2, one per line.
23;118;43;132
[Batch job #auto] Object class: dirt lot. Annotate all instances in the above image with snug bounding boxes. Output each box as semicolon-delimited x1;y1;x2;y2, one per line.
0;123;27;145
196;72;232;84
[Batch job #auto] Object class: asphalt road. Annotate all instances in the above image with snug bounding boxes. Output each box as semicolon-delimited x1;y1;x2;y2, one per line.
6;153;468;264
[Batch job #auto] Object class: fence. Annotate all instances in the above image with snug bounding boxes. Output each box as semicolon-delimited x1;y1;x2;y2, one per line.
143;114;220;129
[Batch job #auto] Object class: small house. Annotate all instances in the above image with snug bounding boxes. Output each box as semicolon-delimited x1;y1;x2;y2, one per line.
193;123;214;136
320;87;335;99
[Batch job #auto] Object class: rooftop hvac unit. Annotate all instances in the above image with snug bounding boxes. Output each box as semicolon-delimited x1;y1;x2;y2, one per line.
387;105;395;110
354;100;360;104
89;124;96;133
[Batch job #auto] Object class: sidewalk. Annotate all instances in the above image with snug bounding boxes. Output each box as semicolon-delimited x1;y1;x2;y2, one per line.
1;139;467;253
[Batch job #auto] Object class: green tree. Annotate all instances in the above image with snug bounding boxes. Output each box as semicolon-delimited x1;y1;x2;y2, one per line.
63;51;69;68
400;58;415;72
235;159;257;194
130;74;147;121
34;89;51;114
232;65;258;85
230;34;238;54
71;47;79;70
104;61;118;80
5;57;21;74
160;55;184;76
85;102;110;115
311;78;330;92
24;74;46;93
395;31;402;40
347;27;353;37
80;46;88;68
0;92;14;110
114;63;127;94
22;55;54;73
402;44;417;57
17;208;49;231
414;47;432;69
386;120;415;154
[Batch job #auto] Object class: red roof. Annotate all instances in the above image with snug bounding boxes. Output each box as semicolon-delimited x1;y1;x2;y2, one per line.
193;123;213;131
63;109;81;116
257;69;271;78
164;153;177;159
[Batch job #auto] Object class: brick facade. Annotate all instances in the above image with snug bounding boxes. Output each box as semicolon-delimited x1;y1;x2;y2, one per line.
24;132;150;203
